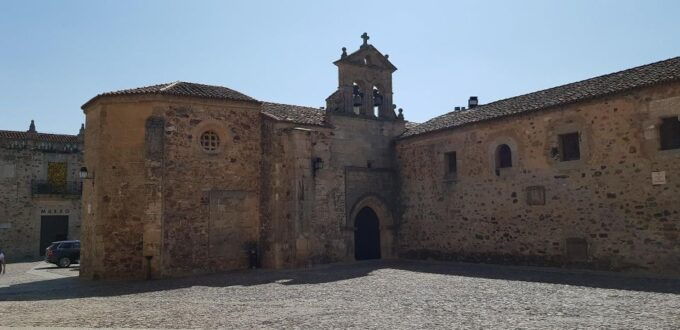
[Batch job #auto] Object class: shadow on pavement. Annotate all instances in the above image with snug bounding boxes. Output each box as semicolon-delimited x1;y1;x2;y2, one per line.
32;265;80;271
1;259;678;302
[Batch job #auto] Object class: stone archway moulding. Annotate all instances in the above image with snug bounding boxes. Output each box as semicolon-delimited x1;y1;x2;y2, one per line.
348;194;395;259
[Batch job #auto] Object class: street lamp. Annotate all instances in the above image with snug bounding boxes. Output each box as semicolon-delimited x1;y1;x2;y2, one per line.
312;157;324;177
79;167;89;180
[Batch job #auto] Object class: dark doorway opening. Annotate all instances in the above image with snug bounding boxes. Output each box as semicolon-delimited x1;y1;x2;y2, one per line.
40;216;69;256
354;207;381;260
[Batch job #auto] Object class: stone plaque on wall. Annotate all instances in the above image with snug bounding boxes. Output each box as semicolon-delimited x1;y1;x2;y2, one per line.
566;237;588;262
526;186;546;206
1;164;15;178
651;171;666;185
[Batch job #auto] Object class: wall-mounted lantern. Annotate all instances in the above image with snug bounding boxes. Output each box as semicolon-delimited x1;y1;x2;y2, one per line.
80;166;94;186
79;167;89;179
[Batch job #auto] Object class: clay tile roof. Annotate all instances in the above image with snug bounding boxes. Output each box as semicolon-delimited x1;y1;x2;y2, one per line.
261;102;327;126
0;130;80;143
404;121;420;130
82;81;259;109
402;56;680;138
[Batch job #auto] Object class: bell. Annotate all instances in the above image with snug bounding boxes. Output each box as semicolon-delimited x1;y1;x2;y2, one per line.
374;95;383;106
353;94;363;107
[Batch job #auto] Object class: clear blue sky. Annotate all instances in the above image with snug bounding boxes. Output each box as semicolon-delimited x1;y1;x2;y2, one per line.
1;1;679;134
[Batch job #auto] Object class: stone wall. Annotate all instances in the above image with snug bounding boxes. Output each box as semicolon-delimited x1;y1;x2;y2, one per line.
260;121;340;268
0;137;82;260
396;82;680;275
260;113;405;268
81;95;262;279
80;99;154;279
160;101;262;276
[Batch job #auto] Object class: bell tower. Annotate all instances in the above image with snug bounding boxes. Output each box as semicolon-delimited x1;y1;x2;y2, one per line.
326;33;401;120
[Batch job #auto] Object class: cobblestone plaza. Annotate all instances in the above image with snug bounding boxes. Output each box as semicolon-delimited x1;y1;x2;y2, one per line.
1;260;678;328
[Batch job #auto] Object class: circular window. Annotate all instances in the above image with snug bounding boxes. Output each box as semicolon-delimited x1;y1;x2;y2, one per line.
200;130;220;152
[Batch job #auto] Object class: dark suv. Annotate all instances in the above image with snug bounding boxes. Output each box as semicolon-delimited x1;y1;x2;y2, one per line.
45;240;80;268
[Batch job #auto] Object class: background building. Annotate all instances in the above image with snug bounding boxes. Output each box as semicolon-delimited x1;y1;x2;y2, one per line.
0;121;84;259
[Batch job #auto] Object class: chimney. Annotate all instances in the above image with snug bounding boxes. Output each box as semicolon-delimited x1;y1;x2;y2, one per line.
454;107;461;111
468;96;479;109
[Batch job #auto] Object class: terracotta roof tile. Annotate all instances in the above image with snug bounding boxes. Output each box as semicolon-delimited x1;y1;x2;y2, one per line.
404;121;420;130
403;56;680;138
82;81;259;109
0;130;80;143
261;102;327;126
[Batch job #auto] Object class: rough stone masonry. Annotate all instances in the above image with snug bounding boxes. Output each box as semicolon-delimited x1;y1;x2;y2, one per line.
79;34;680;279
0;122;84;260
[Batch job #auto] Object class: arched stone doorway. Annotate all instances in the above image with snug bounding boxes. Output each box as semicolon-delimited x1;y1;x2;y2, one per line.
348;194;394;260
354;207;381;260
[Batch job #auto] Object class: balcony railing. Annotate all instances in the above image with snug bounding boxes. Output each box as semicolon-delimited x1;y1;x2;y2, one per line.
31;180;82;197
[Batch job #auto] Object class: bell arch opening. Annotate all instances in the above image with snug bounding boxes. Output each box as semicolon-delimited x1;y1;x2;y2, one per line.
352;81;365;115
372;86;383;118
354;207;381;260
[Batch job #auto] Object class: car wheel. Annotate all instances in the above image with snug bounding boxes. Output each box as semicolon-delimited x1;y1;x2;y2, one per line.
58;257;71;268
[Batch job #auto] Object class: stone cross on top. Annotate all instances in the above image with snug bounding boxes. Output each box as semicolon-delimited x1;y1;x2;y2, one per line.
361;32;369;47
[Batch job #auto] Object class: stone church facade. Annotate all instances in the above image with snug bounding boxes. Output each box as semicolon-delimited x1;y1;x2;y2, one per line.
80;35;680;279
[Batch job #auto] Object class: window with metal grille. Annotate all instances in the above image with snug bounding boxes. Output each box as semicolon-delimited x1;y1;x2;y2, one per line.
559;132;580;161
445;151;457;175
200;131;220;152
659;117;680;150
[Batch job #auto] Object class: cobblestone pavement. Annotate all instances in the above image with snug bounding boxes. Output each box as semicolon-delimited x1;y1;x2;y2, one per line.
0;260;678;329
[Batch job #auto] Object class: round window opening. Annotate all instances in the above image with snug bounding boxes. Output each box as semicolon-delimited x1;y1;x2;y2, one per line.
200;130;220;152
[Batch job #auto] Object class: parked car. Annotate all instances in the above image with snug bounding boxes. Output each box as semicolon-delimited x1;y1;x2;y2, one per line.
45;240;80;268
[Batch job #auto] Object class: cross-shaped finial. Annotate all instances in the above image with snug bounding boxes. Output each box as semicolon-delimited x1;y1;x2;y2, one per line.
361;32;369;46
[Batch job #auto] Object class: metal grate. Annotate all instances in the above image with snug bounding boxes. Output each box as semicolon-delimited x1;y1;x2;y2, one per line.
31;180;82;197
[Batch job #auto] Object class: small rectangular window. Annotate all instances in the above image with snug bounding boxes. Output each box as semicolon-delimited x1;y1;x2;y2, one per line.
559;132;580;161
445;151;457;175
659;117;680;150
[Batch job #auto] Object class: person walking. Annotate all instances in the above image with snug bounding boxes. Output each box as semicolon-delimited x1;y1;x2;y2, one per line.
0;248;5;275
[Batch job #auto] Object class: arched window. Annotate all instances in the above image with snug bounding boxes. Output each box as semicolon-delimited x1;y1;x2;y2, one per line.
496;144;512;169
